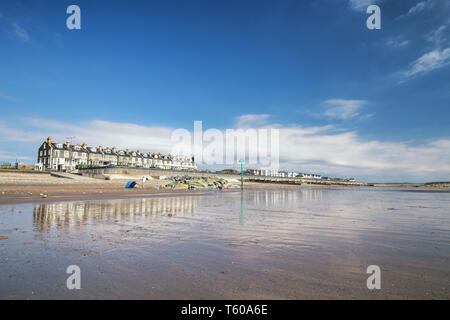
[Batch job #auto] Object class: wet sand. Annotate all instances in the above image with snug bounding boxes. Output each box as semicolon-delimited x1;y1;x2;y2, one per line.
0;187;449;299
0;182;213;204
0;180;328;204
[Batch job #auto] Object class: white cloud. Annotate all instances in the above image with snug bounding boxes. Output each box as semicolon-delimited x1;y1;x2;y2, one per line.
348;0;380;11
276;125;450;181
397;0;435;19
0;117;449;182
233;115;449;181
233;116;450;181
322;99;368;120
0;151;33;161
0;119;177;153
235;114;270;128
0;92;21;102
11;22;29;41
386;38;410;48
407;0;434;15
426;25;448;45
400;47;450;81
0;121;42;143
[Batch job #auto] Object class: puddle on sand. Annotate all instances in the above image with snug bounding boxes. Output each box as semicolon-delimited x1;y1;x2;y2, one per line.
0;188;449;299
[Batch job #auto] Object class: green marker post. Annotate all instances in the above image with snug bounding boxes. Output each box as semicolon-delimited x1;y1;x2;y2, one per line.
239;158;244;189
239;158;244;226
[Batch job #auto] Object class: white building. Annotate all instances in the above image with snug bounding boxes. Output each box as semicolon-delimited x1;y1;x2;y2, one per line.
37;137;197;171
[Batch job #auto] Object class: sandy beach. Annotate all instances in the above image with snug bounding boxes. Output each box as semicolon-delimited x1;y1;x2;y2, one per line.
0;171;337;204
0;171;449;299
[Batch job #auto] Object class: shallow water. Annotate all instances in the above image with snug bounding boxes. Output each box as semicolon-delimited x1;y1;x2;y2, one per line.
0;187;449;299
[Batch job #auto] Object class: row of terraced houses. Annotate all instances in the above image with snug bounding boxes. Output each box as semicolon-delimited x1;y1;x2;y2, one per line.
36;137;197;171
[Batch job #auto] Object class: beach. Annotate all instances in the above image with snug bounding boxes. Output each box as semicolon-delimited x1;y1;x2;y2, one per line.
0;170;344;204
0;171;449;299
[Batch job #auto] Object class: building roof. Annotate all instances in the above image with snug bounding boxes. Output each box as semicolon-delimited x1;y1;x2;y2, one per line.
42;139;195;162
51;143;71;151
70;145;89;153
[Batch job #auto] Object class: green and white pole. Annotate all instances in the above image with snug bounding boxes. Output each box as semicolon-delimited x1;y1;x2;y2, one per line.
239;158;244;189
239;158;244;226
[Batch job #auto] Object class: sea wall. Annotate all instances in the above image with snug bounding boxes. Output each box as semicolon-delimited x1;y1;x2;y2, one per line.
78;167;366;186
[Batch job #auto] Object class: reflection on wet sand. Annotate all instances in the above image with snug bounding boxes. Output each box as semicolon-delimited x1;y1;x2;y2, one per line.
31;189;329;233
247;188;324;207
33;196;198;232
1;188;449;299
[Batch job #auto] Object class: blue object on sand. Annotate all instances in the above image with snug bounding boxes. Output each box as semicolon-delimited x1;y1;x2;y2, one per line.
125;181;137;188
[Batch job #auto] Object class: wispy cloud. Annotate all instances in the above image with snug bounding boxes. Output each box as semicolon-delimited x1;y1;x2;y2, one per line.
10;22;29;41
348;0;380;11
0;92;21;102
0;121;43;142
0;117;448;181
407;0;434;14
426;24;448;46
386;38;410;48
397;0;435;19
277;125;450;182
399;47;450;81
322;99;369;120
0;119;175;153
0;150;33;162
235;114;270;128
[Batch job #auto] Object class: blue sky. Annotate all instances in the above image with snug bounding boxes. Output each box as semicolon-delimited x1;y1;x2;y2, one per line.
0;0;449;182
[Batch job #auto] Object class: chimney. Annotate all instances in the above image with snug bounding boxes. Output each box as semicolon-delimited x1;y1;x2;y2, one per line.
82;143;87;149
66;140;70;148
126;148;129;154
112;146;117;153
47;137;52;146
137;150;141;155
99;145;103;153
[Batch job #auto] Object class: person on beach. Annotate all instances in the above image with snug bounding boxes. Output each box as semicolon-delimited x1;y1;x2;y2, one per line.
142;176;146;189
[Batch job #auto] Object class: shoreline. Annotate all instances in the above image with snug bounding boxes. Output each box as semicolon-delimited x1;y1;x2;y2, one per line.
1;170;448;205
1;182;448;299
0;181;347;205
2;183;448;205
1;173;448;299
